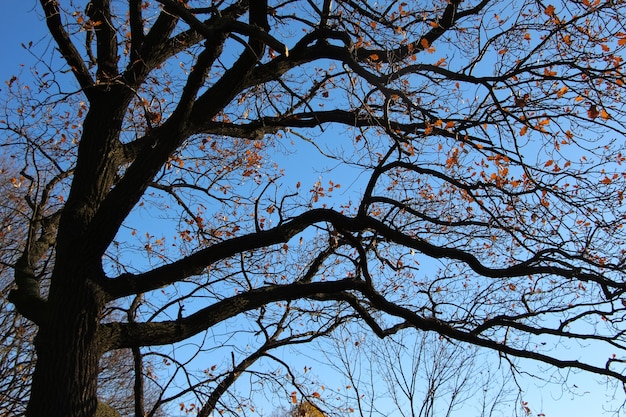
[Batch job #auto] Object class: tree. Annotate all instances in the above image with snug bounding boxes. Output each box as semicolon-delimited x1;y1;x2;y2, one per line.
3;0;626;416
0;162;35;416
321;329;519;417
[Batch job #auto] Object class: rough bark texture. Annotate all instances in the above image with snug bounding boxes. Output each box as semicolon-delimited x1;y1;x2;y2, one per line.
24;90;130;417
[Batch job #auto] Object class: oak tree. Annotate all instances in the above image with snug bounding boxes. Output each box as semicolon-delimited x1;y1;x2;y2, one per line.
3;0;626;416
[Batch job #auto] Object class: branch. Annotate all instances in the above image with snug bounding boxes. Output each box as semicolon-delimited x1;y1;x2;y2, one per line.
157;0;288;56
355;0;490;64
39;0;95;97
102;209;336;298
103;208;620;301
361;287;626;383
8;256;47;325
128;0;145;63
82;36;232;262
100;278;360;349
86;0;119;80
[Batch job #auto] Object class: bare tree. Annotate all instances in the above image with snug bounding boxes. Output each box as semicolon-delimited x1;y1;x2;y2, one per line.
0;163;34;415
2;1;626;416
313;326;519;417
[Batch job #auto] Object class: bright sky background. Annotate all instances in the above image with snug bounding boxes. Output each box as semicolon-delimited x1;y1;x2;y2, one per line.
0;2;43;85
1;2;625;416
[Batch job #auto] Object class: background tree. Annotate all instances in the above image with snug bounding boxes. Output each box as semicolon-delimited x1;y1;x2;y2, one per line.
320;328;519;417
0;160;164;415
0;161;35;416
3;1;626;416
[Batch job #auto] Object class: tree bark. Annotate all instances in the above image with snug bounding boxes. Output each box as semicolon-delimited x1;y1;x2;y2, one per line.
24;92;127;417
26;271;106;417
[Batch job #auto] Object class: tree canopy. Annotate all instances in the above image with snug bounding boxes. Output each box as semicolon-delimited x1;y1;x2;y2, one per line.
2;0;626;416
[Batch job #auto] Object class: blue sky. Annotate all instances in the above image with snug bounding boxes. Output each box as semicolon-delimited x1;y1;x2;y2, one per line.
0;1;44;86
1;2;625;417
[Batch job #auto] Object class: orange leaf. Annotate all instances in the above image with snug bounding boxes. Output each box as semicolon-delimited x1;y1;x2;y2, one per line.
519;125;528;136
556;86;568;98
601;108;610;120
424;122;433;135
545;5;556;16
420;38;430;49
562;34;572;45
587;104;599;119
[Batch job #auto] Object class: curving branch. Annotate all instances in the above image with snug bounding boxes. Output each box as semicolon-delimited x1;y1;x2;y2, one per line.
100;278;360;349
39;0;95;97
358;287;626;383
103;208;623;303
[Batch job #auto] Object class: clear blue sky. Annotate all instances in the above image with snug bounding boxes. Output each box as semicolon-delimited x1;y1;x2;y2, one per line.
0;1;46;86
1;2;624;417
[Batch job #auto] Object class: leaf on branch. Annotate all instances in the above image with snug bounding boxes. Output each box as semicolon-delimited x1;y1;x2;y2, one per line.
587;104;600;119
420;38;435;53
519;125;528;136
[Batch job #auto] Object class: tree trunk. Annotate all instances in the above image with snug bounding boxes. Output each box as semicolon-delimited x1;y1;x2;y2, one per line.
24;92;129;417
25;268;105;417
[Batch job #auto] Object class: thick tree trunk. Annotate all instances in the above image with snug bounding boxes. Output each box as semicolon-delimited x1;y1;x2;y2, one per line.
24;95;127;417
25;270;106;417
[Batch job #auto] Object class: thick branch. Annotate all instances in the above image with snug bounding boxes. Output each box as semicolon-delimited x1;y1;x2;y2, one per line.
102;209;337;298
83;34;230;262
100;278;360;349
103;209;619;300
8;257;47;325
128;0;145;64
86;0;118;80
39;0;95;97
360;288;626;382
